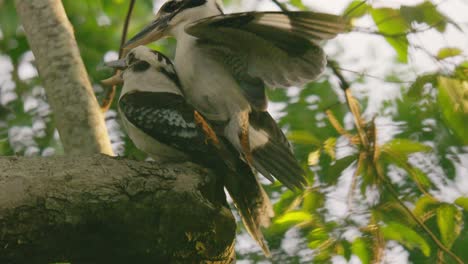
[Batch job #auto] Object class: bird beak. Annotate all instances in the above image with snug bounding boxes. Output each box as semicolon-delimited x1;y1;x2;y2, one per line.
105;58;127;70
101;73;123;86
124;16;169;50
102;58;126;86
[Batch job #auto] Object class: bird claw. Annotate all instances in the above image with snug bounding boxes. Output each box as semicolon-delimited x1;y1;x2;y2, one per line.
194;111;219;146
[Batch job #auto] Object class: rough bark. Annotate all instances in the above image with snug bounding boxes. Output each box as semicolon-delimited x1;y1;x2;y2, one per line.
15;0;113;155
0;155;236;263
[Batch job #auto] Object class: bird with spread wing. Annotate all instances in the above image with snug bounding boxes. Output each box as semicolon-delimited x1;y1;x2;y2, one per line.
123;0;348;190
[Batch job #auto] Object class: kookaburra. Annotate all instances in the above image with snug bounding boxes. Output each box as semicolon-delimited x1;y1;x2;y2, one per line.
104;46;274;255
123;0;347;189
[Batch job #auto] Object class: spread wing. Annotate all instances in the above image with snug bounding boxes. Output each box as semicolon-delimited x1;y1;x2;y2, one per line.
186;11;347;95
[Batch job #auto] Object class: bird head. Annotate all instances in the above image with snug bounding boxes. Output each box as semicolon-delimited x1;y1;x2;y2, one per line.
124;0;222;49
103;46;182;95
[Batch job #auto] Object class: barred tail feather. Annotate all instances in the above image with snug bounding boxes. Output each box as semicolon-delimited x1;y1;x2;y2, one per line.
249;111;306;190
252;141;306;190
224;163;273;256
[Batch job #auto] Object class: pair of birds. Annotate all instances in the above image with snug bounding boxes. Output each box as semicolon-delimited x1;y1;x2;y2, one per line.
104;0;347;256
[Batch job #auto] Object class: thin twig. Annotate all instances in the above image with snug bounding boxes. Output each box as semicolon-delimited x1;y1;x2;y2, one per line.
327;60;350;91
118;0;136;59
100;0;136;112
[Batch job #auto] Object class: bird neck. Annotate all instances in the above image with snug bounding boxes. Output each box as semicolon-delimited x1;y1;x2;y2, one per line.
120;72;183;99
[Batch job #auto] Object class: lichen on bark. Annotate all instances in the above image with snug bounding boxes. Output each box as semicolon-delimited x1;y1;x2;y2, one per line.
0;155;236;263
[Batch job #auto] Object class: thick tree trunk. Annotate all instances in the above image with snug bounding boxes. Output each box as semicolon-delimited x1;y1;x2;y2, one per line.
0;155;236;263
15;0;113;155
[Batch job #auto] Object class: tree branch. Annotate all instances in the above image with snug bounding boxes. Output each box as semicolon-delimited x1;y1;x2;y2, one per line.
0;155;236;263
15;0;113;155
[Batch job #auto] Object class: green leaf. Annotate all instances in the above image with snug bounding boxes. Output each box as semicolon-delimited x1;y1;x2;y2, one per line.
437;204;462;248
273;190;299;215
307;150;320;166
408;74;438;98
307;227;329;249
380;139;433;189
352;238;370;264
302;191;324;212
382;222;431;256
454;197;468;211
267;210;313;237
437;47;462;60
437;76;468;144
454;61;468;81
323;137;337;159
370;8;409;62
343;1;370;19
275;211;312;225
400;2;448;32
0;0;19;41
413;195;439;217
289;0;307;10
288;130;321;146
381;139;432;157
325;155;357;184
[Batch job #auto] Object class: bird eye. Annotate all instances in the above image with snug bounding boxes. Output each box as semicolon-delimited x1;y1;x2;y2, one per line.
161;1;182;13
132;61;151;72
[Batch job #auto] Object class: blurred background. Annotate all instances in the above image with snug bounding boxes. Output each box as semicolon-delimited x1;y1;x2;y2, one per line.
1;0;467;263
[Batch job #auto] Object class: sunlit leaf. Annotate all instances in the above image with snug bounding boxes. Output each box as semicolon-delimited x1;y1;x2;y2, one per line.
437;47;463;60
352;238;370;264
289;0;307;10
381;139;432;157
323;137;337;159
302;191;324;212
437;76;468;143
370;8;409;62
307;227;329;249
288;130;321;146
413;195;439;218
454;197;468;211
437;204;462;248
307;150;320;166
273;190;299;215
267;210;314;238
454;61;468;81
382;222;431;256
343;1;370;19
275;211;312;225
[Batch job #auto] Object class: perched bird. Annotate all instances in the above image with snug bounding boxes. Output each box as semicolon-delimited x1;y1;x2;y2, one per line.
124;0;347;189
104;46;274;255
